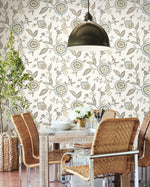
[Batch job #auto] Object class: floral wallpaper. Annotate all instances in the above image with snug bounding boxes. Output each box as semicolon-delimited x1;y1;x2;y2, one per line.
0;0;150;134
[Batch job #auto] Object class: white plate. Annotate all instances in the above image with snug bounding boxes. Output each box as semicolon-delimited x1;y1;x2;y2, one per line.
50;120;73;130
51;120;71;126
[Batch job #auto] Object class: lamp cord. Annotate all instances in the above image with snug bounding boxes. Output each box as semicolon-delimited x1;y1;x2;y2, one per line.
84;0;93;21
88;0;89;14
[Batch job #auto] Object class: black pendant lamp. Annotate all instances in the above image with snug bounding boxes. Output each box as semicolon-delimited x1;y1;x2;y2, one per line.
67;0;110;51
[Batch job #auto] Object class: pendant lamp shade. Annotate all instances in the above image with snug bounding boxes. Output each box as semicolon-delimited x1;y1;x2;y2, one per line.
67;0;110;51
68;22;110;50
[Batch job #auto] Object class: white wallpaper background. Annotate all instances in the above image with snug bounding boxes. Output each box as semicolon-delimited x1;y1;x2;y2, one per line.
0;0;150;134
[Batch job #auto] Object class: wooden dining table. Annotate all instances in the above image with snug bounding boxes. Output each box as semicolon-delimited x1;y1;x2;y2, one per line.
39;127;95;187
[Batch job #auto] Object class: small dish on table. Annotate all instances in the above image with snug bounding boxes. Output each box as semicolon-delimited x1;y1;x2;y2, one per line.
50;120;73;130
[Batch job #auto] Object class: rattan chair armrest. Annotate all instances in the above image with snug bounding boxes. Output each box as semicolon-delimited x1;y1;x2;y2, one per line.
61;151;77;173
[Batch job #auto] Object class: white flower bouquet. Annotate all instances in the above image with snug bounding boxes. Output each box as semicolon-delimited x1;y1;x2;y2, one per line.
72;105;93;119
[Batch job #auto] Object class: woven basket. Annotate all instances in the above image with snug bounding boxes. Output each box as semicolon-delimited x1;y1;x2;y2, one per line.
0;133;19;171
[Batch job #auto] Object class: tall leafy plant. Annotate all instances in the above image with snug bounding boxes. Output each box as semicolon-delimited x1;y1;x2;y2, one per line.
0;30;33;133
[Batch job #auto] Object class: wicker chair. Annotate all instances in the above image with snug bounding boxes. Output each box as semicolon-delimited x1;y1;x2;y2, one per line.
22;112;73;160
12;114;73;187
62;118;139;187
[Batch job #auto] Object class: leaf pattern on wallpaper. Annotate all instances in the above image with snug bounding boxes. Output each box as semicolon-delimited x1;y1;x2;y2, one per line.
0;28;4;33
0;0;149;134
33;112;38;118
40;7;49;14
113;29;121;36
135;104;139;112
40;48;49;55
49;78;53;86
91;84;96;91
26;29;38;37
113;70;121;77
70;90;81;98
127;89;136;96
70;9;81;17
127;7;136;14
127;48;136;55
4;2;8;9
83;68;92;75
33;71;38;78
39;89;49;96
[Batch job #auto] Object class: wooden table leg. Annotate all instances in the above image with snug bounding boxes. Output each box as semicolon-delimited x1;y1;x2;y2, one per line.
121;174;130;187
114;173;120;187
40;135;49;187
53;143;61;181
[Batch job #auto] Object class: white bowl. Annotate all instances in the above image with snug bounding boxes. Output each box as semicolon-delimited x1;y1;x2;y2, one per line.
51;120;72;130
51;120;71;125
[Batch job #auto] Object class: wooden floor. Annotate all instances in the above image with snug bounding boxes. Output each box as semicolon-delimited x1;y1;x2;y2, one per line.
0;165;150;187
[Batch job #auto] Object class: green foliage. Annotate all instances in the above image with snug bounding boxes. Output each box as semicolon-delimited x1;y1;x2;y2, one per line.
0;29;33;117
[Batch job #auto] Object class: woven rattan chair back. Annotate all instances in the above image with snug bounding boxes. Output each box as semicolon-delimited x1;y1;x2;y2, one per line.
22;113;74;164
22;113;39;159
12;114;39;167
138;111;150;167
138;111;150;159
91;118;139;176
101;110;116;121
93;109;116;122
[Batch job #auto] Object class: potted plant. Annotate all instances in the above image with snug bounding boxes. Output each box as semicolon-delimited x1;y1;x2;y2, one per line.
0;29;33;133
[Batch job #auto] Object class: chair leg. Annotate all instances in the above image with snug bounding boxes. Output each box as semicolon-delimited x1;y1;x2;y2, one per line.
89;159;94;187
134;153;139;187
121;175;130;187
18;145;22;187
102;178;106;187
103;176;111;187
145;167;147;187
61;157;73;184
139;167;143;183
27;167;31;187
34;167;38;182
